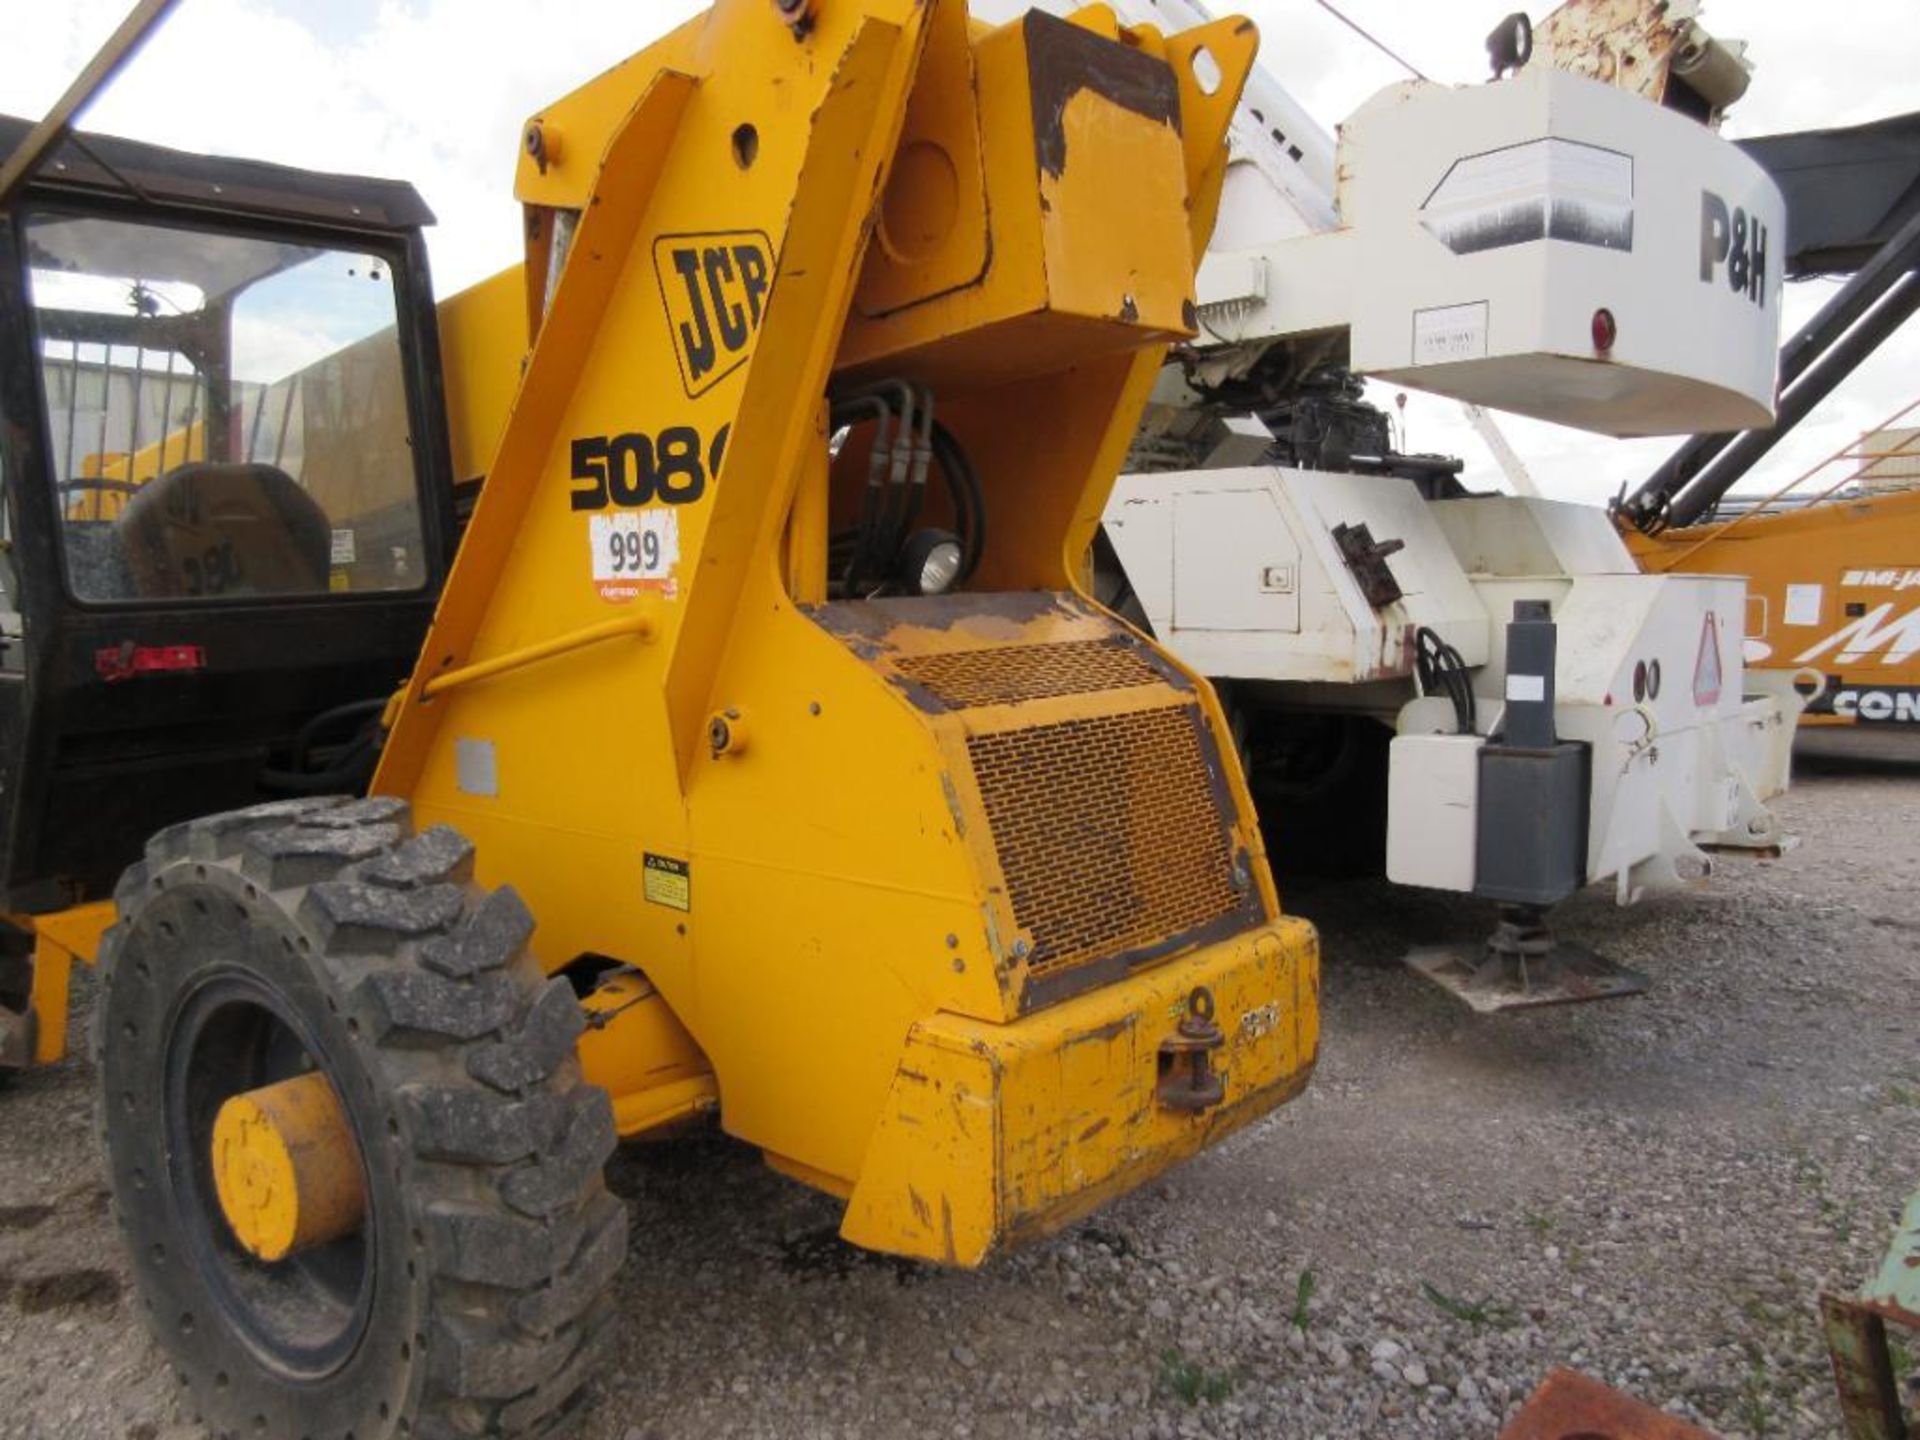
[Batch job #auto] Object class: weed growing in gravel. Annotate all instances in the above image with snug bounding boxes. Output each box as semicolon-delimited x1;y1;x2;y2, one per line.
1792;1150;1857;1241
1158;1349;1236;1405
1419;1279;1519;1331
1739;1345;1774;1437
1290;1267;1316;1334
1523;1212;1555;1235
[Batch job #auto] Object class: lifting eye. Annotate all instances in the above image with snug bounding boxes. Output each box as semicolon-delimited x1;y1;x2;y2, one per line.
1189;46;1223;97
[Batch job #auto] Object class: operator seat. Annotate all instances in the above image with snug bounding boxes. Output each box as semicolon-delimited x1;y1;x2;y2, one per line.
117;461;331;598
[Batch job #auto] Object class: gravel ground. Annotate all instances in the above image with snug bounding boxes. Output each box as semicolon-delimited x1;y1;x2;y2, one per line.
1;744;1915;1440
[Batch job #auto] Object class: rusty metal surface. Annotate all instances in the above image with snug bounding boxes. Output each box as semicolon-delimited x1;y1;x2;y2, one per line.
1822;1295;1908;1440
1406;931;1649;1014
1531;0;1753;121
1532;0;1693;106
969;703;1250;989
1821;1183;1920;1439
1023;10;1181;181
1498;1369;1720;1439
894;639;1163;710
1330;521;1407;610
1154;985;1226;1113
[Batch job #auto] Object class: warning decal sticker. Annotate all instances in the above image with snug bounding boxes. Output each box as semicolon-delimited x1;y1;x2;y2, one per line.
1693;612;1723;708
643;852;691;912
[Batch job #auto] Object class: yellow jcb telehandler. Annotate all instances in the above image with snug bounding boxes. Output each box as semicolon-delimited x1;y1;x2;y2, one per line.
0;1;1318;1435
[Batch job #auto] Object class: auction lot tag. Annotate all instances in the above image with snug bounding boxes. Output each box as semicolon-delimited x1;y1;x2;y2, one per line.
591;510;678;602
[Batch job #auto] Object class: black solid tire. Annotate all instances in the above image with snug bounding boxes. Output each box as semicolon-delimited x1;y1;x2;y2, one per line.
94;796;625;1440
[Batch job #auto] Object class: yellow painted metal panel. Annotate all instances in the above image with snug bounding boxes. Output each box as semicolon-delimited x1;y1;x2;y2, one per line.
8;900;115;1064
842;914;1318;1264
576;971;718;1137
436;265;526;485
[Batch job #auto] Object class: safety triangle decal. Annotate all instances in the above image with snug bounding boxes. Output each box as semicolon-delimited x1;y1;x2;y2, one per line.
1693;611;1723;707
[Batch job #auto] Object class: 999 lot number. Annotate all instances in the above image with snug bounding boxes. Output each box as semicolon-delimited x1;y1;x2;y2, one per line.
590;510;678;594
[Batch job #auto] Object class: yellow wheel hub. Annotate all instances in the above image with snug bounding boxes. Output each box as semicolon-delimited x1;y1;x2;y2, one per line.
210;1071;365;1262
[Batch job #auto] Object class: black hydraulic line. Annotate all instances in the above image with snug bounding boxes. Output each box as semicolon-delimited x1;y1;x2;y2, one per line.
930;420;984;580
827;385;986;594
874;381;927;573
257;734;377;794
904;383;935;533
1413;626;1475;736
830;393;894;595
1624;202;1920;529
0;0;180;208
288;697;389;773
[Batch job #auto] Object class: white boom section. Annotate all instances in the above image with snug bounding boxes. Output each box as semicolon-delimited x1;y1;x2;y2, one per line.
982;0;1783;436
1193;67;1784;436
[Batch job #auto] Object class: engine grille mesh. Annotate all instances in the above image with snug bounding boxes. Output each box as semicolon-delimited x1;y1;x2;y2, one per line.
967;704;1243;984
895;641;1162;710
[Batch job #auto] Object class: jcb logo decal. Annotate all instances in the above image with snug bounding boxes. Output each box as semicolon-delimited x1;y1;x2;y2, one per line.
652;230;773;397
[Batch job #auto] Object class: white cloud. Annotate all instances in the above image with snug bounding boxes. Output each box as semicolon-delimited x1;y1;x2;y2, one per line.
3;0;705;293
5;0;1911;507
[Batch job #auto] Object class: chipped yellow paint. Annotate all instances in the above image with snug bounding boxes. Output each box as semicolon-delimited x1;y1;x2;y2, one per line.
210;1072;365;1262
844;917;1319;1264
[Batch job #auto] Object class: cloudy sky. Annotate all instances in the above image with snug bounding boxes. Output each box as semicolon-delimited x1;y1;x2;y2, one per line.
6;0;1913;504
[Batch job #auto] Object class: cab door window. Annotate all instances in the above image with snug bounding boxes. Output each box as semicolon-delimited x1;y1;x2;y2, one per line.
25;212;426;601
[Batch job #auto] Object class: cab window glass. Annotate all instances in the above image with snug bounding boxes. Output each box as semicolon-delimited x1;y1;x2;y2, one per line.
25;213;426;601
0;408;18;672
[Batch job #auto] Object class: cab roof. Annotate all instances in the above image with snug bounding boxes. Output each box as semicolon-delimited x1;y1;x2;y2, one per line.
0;113;435;234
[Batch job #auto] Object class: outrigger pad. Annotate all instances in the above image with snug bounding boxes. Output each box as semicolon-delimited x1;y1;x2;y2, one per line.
1405;939;1649;1013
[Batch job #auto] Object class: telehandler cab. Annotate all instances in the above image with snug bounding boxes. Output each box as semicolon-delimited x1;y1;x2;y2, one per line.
0;2;1319;1435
